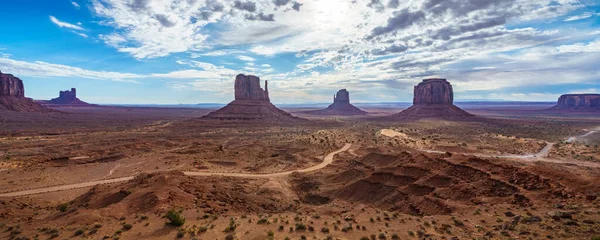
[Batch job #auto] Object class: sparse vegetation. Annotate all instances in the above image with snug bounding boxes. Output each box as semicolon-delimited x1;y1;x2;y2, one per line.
165;209;186;227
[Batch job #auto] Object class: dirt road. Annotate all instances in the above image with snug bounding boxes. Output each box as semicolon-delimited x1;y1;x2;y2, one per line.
381;129;600;168
184;143;351;178
0;144;351;198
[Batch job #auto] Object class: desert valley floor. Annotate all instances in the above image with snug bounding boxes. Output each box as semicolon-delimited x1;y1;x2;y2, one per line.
1;105;600;240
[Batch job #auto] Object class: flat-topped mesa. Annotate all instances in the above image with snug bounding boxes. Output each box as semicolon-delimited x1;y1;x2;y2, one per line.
234;74;270;101
549;94;600;111
333;89;350;104
413;78;453;105
0;71;25;98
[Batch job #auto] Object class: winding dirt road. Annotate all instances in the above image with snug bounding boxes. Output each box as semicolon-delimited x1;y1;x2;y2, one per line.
381;129;600;168
0;144;351;198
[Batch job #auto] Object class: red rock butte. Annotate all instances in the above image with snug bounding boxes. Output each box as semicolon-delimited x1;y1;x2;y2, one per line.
0;71;50;112
548;94;600;112
202;74;305;122
394;78;473;118
304;89;367;115
46;88;91;106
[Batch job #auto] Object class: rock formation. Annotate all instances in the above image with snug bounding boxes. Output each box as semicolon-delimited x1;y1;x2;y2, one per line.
0;71;25;98
393;78;473;118
234;74;270;101
0;71;50;112
548;94;600;112
305;89;367;115
46;88;91;105
203;74;305;122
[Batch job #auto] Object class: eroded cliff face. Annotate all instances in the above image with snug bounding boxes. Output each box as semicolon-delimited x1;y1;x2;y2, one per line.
0;71;51;112
413;78;453;105
333;89;350;104
550;94;600;111
0;71;25;98
234;74;270;101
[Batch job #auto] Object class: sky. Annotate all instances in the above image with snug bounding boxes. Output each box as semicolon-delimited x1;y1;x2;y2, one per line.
0;0;599;104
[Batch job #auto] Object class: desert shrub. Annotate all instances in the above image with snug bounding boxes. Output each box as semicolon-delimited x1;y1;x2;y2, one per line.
74;229;84;236
56;203;69;212
408;231;415;237
224;219;237;233
391;233;399;239
257;218;269;224
378;233;386;239
122;223;133;230
165;209;185;227
321;227;329;233
591;236;600;240
176;229;185;238
360;237;370;240
225;233;235;240
295;223;307;231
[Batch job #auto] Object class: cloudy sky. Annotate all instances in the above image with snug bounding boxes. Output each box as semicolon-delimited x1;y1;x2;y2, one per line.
0;0;598;104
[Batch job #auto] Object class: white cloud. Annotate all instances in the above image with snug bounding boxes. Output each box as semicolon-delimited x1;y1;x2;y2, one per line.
49;16;84;31
0;57;141;82
190;49;244;58
71;1;80;9
236;55;255;61
73;32;88;38
564;12;595;21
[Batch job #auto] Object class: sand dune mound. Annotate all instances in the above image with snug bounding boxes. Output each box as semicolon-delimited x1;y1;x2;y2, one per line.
69;171;294;215
300;151;586;216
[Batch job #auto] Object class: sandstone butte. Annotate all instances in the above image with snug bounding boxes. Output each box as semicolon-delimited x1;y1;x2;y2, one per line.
394;78;473;118
0;71;50;112
46;88;91;105
202;74;306;122
305;89;367;115
548;94;600;112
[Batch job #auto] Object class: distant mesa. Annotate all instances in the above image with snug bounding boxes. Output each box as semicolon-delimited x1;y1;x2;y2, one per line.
46;88;92;106
304;89;367;115
0;71;51;112
547;94;600;112
202;74;306;122
393;78;473;118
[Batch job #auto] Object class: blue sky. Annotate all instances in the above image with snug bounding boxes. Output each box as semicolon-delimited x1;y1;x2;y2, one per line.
0;0;599;104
